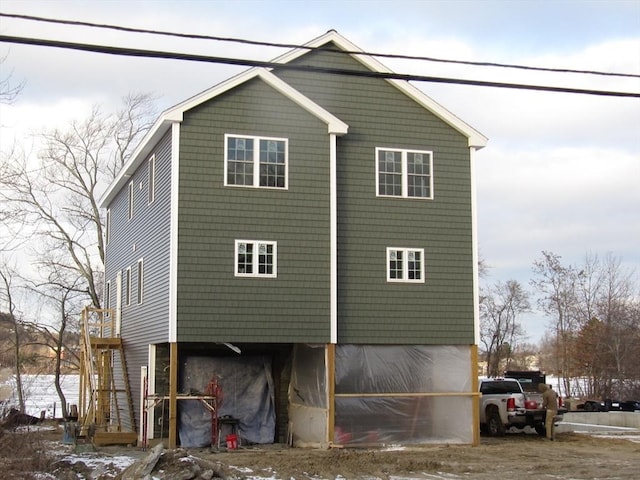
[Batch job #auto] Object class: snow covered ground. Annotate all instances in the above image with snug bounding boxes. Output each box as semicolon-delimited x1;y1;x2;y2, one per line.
1;374;79;418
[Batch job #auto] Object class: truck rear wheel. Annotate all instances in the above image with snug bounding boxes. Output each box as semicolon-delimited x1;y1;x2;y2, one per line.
534;424;546;436
487;408;506;436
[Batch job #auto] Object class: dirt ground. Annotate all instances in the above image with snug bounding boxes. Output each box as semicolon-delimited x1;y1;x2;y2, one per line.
1;427;639;479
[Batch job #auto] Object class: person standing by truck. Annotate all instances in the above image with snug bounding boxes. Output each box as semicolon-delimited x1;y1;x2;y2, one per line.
539;383;558;441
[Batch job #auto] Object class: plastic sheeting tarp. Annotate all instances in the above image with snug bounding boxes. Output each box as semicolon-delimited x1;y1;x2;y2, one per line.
334;345;473;445
288;344;327;445
178;355;275;447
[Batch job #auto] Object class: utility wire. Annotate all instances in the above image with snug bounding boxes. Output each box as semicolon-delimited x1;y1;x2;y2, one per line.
2;12;639;80
0;35;638;98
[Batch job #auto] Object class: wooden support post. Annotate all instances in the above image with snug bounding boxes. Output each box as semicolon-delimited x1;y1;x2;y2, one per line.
168;342;178;449
327;343;335;445
471;344;480;446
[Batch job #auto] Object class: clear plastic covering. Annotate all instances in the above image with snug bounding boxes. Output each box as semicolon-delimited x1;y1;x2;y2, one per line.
334;345;473;445
288;344;327;446
178;355;275;447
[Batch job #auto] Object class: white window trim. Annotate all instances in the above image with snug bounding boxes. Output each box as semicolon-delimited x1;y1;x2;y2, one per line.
137;258;144;305
234;240;277;278
105;208;111;245
105;280;111;315
386;247;425;283
128;181;134;220
125;267;132;305
148;155;156;205
224;134;289;189
375;147;434;199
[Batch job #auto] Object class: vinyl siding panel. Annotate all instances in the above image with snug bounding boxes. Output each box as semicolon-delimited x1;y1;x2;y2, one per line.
176;78;332;343
275;46;475;345
104;130;173;427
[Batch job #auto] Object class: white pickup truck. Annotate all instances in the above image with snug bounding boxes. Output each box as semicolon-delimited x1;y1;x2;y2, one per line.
479;377;564;436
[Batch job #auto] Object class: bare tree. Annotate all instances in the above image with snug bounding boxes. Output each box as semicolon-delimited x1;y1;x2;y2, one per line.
480;279;530;377
0;52;25;105
1;94;156;410
531;251;578;395
2;93;156;308
0;264;26;412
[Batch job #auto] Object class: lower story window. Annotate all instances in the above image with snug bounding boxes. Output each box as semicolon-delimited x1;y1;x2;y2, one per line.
235;240;277;277
387;247;425;283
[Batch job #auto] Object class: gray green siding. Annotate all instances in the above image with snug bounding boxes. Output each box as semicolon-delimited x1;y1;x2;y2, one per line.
275;46;475;344
176;78;332;343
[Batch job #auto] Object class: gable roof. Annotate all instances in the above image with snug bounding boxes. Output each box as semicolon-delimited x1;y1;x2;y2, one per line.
101;30;486;207
100;68;348;207
275;30;487;149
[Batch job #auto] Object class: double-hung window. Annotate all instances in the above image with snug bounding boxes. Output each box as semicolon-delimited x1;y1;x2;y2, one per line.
235;240;277;277
225;134;288;189
376;148;433;199
387;247;425;283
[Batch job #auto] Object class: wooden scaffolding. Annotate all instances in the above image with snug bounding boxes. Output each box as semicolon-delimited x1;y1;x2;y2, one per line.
78;306;138;445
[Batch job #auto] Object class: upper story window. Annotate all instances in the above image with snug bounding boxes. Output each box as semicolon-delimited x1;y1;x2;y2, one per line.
128;182;134;220
148;155;156;205
235;240;277;277
387;247;425;283
376;148;433;199
125;267;132;305
105;209;111;245
105;281;111;313
137;259;144;305
225;134;288;189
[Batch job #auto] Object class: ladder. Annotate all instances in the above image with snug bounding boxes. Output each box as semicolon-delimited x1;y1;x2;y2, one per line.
78;307;137;445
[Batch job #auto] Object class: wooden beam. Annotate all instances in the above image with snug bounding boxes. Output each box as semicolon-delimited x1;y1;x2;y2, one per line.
168;342;178;448
327;343;335;445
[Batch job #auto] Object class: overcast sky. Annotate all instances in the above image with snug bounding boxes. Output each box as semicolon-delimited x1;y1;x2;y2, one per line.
1;0;639;343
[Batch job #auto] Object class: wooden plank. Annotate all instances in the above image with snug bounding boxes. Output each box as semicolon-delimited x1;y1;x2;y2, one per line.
90;337;122;348
93;431;138;446
168;342;178;449
326;344;335;446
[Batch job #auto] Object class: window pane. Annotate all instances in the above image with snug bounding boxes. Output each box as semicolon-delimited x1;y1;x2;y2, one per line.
389;250;403;279
259;140;285;187
408;250;422;280
227;137;254;186
258;243;273;274
408;152;431;198
378;150;402;196
237;243;253;274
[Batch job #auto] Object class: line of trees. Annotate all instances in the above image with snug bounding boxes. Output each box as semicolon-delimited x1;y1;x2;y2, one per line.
480;251;640;400
1;62;156;414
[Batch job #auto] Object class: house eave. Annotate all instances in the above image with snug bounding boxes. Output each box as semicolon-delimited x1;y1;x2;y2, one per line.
100;67;348;208
274;30;488;149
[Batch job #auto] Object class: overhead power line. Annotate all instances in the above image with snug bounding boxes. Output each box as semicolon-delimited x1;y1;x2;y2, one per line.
2;12;639;80
0;34;639;99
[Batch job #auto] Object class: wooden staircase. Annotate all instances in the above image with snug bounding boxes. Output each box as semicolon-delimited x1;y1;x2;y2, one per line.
78;307;138;445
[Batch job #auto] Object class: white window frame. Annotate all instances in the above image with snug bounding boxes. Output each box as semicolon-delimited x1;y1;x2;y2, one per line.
105;209;111;245
105;280;111;315
234;240;277;278
137;258;144;304
224;134;289;189
125;267;132;305
148;155;156;205
386;247;425;283
128;181;134;220
375;147;434;199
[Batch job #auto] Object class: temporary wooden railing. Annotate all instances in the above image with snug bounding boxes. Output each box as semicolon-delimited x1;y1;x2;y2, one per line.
78;306;137;445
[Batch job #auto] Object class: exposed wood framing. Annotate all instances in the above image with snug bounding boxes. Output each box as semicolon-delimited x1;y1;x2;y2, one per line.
327;343;335;445
168;342;178;448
